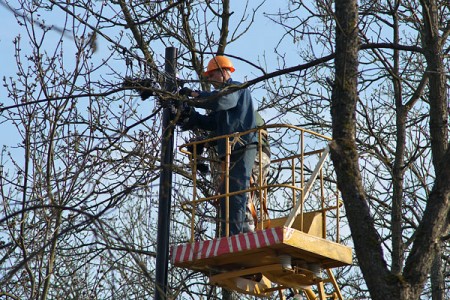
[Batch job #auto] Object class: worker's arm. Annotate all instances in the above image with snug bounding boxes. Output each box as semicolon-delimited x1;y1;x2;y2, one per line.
178;108;216;131
194;89;242;111
180;86;243;111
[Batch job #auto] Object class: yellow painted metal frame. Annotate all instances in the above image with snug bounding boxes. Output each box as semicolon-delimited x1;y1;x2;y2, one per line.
176;124;350;299
178;124;336;240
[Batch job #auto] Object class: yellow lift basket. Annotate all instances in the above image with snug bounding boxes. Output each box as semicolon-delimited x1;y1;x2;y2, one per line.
171;124;352;299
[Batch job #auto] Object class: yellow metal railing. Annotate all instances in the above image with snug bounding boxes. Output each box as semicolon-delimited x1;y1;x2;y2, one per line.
178;124;342;242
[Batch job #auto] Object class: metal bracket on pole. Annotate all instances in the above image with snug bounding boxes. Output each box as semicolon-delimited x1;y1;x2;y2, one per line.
284;145;330;229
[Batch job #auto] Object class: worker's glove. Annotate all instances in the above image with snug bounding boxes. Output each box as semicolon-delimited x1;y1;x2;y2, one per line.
178;118;193;131
179;102;192;118
186;136;205;155
186;136;209;174
196;161;209;174
176;102;194;131
179;87;193;97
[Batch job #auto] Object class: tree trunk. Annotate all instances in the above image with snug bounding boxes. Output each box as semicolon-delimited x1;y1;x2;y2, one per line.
431;244;444;300
331;0;401;298
402;0;450;296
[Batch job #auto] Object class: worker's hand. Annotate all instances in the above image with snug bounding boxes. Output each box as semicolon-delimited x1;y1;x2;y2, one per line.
176;116;190;131
180;102;192;117
179;87;193;97
196;162;209;174
187;139;205;155
175;103;193;131
179;87;200;97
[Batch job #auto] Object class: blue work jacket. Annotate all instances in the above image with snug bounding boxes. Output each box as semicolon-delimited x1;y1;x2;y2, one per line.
188;79;257;156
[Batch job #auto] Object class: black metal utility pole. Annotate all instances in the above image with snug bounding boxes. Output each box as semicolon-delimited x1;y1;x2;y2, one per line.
154;46;177;300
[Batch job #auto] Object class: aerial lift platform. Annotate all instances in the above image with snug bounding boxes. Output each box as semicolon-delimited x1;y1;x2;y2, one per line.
171;124;352;299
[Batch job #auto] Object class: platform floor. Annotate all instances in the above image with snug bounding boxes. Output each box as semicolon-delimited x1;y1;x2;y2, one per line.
171;226;352;274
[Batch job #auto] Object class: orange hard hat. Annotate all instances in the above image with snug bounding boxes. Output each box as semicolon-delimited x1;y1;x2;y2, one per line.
204;56;235;76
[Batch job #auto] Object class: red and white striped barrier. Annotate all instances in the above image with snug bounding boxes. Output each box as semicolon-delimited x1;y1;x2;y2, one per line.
171;227;294;265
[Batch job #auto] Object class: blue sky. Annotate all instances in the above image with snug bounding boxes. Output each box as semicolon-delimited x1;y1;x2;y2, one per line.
0;1;292;131
0;1;309;149
0;1;299;91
